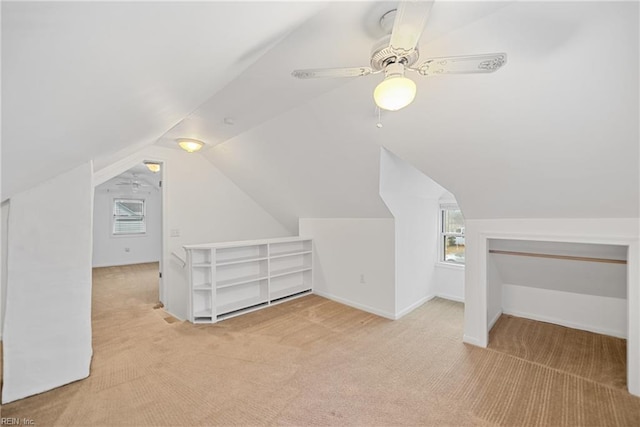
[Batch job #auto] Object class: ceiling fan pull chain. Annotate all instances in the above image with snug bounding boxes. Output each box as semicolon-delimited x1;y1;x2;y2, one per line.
376;107;383;129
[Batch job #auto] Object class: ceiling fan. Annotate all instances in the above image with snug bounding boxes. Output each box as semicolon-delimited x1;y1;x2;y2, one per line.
116;174;155;193
292;0;506;111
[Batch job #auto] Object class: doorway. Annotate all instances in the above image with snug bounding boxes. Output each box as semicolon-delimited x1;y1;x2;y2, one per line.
92;161;163;304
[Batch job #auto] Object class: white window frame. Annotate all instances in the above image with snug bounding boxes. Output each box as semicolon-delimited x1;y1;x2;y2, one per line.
439;204;465;266
112;198;146;236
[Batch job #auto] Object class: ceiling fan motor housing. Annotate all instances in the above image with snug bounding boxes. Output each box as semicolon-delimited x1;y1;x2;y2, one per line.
370;35;419;72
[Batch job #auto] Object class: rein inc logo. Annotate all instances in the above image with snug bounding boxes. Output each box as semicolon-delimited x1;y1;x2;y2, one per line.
0;419;35;426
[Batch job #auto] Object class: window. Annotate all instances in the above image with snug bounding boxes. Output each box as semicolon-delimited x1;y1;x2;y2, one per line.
113;199;146;235
441;205;465;264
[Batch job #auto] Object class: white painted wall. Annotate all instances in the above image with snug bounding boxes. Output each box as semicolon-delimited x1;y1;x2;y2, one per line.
92;186;161;267
432;264;465;302
489;240;627;298
486;254;504;330
2;163;93;403
94;146;292;321
1;201;8;341
299;218;396;319
379;148;445;317
463;218;639;396
502;284;627;338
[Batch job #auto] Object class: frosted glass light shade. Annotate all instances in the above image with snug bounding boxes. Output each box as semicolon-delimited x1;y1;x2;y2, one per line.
374;75;417;111
177;138;204;153
144;162;161;173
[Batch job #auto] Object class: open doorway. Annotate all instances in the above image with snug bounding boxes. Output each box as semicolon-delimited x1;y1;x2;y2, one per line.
92;162;163;306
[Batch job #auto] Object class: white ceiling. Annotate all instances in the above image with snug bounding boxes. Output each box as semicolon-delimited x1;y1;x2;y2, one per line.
3;1;638;225
203;0;639;225
1;1;325;199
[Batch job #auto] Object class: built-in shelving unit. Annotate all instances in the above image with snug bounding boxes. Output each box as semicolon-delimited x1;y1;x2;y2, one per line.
184;237;313;324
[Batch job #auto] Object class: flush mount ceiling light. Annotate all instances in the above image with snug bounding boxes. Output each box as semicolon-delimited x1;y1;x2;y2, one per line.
144;161;161;173
177;138;204;153
373;63;416;111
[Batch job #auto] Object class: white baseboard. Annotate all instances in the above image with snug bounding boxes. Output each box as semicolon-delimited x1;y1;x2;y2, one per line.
501;284;627;339
488;309;503;331
312;290;395;320
436;292;464;303
463;334;487;348
395;295;435;319
502;308;626;339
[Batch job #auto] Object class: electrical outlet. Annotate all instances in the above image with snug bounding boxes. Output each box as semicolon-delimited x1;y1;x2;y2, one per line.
170;229;180;237
359;274;365;284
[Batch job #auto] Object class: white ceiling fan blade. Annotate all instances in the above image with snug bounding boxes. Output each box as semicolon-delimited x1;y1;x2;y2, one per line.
292;67;373;79
389;1;434;56
416;53;507;75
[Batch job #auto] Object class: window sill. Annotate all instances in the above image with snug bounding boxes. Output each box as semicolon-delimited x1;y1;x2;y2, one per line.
436;261;465;270
110;233;147;239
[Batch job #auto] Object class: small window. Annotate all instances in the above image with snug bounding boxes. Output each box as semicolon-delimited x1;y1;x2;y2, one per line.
113;199;145;235
441;205;465;264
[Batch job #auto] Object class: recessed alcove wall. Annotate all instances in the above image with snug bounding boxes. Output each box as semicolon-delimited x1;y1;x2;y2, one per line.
487;239;628;338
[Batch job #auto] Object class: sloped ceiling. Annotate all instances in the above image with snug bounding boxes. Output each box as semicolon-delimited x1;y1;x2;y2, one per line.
3;1;638;225
196;0;638;226
1;1;326;199
379;1;639;219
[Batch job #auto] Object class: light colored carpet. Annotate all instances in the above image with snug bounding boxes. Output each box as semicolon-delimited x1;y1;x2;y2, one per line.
489;314;627;390
1;262;639;425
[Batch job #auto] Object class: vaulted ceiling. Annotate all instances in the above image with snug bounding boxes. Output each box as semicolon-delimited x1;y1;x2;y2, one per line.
1;1;326;199
3;1;638;226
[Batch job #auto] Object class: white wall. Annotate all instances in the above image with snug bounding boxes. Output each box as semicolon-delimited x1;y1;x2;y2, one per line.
463;218;639;396
501;284;627;338
2;163;93;403
299;218;396;319
432;264;465;302
94;146;292;321
379;148;445;317
92;186;161;267
1;201;8;341
489;240;627;298
486;254;504;330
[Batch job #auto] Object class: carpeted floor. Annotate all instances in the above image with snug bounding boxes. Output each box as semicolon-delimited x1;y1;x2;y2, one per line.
1;262;639;425
489;314;627;391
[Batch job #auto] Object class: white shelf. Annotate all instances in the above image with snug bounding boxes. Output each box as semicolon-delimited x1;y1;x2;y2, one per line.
217;274;268;289
270;266;312;279
217;296;268;316
270;250;312;259
184;236;311;250
194;309;212;317
217;256;268;267
270;285;311;301
185;237;313;324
